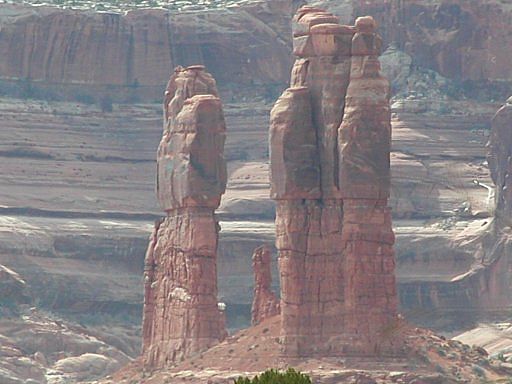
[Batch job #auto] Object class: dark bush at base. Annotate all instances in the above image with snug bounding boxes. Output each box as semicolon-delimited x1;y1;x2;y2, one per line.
234;368;312;384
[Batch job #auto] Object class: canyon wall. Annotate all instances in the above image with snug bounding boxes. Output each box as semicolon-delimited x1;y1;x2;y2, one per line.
350;0;512;83
270;7;399;357
1;0;512;99
142;66;227;367
399;96;512;326
0;0;297;99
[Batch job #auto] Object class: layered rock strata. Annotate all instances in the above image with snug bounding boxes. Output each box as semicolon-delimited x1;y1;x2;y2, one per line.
142;66;227;367
270;7;399;357
251;245;280;325
0;1;298;99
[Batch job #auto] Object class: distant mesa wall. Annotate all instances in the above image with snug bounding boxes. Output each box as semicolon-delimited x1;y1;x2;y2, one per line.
1;0;512;100
403;97;512;324
0;1;297;98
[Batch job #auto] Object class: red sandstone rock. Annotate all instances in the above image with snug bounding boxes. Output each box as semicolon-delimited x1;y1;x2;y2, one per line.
158;66;225;211
0;1;297;97
270;7;400;357
339;16;389;201
2;0;512;100
269;86;320;200
142;66;227;367
251;245;280;326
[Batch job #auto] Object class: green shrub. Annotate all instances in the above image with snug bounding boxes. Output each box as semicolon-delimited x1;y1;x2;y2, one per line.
234;368;312;384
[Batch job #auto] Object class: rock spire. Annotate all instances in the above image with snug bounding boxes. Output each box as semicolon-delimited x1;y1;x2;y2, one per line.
251;245;280;325
142;65;227;367
270;6;400;357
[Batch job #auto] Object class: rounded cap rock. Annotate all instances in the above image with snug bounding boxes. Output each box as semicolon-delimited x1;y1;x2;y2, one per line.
355;16;377;33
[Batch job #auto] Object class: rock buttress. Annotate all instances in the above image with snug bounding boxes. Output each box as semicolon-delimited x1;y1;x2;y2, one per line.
142;66;227;367
270;6;401;357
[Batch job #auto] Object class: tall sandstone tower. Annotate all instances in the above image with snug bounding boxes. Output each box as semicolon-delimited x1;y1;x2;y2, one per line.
270;6;399;357
142;65;227;367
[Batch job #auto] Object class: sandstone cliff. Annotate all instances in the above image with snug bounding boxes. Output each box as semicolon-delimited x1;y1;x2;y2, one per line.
0;1;297;99
142;66;227;367
2;0;512;100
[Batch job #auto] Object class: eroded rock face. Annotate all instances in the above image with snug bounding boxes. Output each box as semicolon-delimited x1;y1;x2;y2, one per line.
346;0;512;84
142;66;227;367
0;1;298;98
488;97;512;225
157;66;226;211
251;245;280;325
270;6;399;357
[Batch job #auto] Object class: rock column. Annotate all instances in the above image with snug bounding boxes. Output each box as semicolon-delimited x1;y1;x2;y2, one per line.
251;245;280;325
270;7;399;357
142;66;227;367
339;16;398;354
271;7;350;357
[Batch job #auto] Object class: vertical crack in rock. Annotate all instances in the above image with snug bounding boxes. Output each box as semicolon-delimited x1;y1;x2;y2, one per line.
251;245;280;326
270;6;401;357
142;65;227;367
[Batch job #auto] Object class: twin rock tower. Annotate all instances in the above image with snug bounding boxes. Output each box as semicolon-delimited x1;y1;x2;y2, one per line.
142;6;401;367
